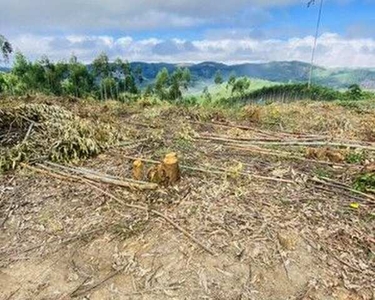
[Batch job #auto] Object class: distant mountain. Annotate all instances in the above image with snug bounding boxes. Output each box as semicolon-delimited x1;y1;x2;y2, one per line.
0;67;10;72
130;61;375;90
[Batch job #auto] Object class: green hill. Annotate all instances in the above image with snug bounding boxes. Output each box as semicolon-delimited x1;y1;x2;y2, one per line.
130;61;375;90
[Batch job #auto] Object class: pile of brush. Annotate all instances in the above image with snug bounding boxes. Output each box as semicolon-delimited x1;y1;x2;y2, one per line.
0;103;126;173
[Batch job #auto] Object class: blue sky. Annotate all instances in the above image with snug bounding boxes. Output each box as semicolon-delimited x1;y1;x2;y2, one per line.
1;0;375;67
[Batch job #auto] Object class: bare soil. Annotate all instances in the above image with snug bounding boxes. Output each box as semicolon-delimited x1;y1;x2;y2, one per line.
0;97;374;299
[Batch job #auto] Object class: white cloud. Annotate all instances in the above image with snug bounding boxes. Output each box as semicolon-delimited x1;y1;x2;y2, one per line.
0;0;301;32
7;33;375;68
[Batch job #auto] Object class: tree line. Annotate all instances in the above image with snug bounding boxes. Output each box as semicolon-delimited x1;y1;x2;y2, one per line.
222;83;373;105
0;51;193;102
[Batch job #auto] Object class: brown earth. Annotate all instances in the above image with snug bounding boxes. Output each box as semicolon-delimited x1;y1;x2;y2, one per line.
0;97;374;299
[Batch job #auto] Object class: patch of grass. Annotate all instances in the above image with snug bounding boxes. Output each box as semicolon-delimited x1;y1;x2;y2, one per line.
353;173;375;192
345;151;367;164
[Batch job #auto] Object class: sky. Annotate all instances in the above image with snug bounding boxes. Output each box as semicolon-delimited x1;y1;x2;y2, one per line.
1;0;375;68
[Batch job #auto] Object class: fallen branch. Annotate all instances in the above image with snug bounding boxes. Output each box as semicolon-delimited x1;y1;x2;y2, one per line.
22;121;34;143
122;120;159;129
190;120;281;138
197;133;327;143
85;182;216;256
204;120;325;139
71;268;124;297
199;133;375;148
225;144;353;168
21;163;216;256
44;161;158;191
310;177;375;204
225;140;375;151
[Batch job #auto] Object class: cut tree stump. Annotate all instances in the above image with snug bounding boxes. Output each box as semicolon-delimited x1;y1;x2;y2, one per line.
162;152;181;184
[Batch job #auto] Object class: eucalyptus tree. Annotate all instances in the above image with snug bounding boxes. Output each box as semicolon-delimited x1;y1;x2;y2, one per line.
93;52;112;99
114;58;138;96
168;67;191;100
154;67;170;100
66;55;93;98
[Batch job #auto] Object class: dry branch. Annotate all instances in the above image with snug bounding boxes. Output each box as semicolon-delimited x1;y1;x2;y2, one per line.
44;161;158;191
200;120;325;139
227;140;375;151
85;182;216;256
225;144;353;168
21;163;216;256
197;134;328;143
310;177;375;204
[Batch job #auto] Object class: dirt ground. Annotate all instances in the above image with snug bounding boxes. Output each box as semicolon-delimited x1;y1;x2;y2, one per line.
0;98;374;299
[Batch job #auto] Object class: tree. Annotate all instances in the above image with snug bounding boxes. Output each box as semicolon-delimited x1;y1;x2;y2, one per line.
92;52;110;78
134;65;143;84
202;86;212;103
154;68;169;99
227;73;236;90
346;84;363;100
66;55;93;98
182;68;191;89
168;67;191;101
113;58;138;96
231;77;251;96
0;35;12;62
214;70;223;85
93;52;111;99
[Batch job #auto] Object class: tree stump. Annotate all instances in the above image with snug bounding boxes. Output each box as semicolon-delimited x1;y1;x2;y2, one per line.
162;152;180;184
132;159;144;181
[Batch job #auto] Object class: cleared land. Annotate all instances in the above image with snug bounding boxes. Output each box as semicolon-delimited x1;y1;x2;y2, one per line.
0;96;374;299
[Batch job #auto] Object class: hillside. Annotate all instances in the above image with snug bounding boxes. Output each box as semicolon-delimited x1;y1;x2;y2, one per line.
131;61;375;90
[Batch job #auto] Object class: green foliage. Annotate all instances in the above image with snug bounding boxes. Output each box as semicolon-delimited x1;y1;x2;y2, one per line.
353;173;375;192
201;86;212;105
227;73;236;88
214;70;223;85
231;78;251;96
228;83;342;104
155;67;170;99
92;52;111;78
345;151;366;164
182;95;199;106
0;51;144;100
67;55;94;98
154;67;191;101
341;84;374;101
144;84;154;96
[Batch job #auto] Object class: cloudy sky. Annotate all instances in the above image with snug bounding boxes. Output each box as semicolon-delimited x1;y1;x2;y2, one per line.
1;0;375;67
